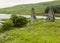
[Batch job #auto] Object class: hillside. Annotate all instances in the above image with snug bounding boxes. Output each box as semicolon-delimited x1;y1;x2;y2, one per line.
0;19;60;43
0;1;60;15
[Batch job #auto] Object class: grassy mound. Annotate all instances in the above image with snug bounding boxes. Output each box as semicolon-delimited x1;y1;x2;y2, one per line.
0;19;60;43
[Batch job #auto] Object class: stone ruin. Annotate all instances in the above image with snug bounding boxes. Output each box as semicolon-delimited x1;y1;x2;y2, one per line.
30;8;36;23
46;8;55;22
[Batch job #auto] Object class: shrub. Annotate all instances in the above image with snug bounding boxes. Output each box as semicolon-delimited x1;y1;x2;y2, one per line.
45;6;54;13
2;20;14;31
10;14;27;27
45;5;60;13
10;14;17;24
15;16;27;27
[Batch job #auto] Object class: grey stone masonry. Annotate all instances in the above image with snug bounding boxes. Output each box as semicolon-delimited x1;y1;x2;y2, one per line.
31;8;36;23
46;8;55;22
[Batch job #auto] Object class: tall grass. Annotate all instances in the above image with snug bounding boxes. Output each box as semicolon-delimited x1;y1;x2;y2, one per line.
0;19;60;43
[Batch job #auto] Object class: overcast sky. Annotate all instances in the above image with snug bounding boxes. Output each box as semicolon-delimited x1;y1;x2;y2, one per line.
0;0;54;8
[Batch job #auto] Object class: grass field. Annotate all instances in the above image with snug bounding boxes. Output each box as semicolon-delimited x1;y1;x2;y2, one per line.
0;19;60;43
0;1;60;43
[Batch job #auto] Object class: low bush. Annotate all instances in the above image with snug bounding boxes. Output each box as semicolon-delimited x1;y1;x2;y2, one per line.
45;5;60;13
15;16;27;27
10;14;27;27
1;20;14;31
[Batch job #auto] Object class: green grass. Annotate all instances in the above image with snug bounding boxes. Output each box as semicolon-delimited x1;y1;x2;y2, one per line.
0;19;60;43
0;1;60;16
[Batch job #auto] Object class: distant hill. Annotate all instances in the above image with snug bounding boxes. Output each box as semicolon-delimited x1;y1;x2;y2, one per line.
0;1;60;15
